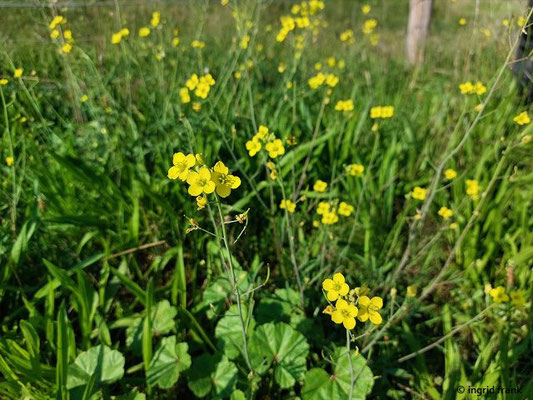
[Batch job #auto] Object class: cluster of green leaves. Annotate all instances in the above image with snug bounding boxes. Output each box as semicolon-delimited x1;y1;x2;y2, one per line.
0;0;532;399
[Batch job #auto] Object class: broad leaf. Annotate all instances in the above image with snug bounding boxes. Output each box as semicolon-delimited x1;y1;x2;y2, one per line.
187;353;238;399
250;322;309;388
147;336;191;389
67;345;125;389
215;304;254;360
301;347;374;400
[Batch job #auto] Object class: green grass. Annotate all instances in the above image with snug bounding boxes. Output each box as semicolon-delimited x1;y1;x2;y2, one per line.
0;0;532;399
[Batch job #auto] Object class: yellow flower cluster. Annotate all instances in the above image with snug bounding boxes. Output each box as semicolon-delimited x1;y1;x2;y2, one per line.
280;199;296;213
438;206;453;219
151;11;160;28
362;18;378;34
334;99;354;112
308;72;339;89
322;273;383;330
111;28;130;44
466;179;481;200
370;106;394;119
459;81;486;95
313;179;327;192
513;111;530;125
180;73;216;103
444;168;457;180
245;125;286;159
49;15;74;54
168;154;241;205
339;29;354;44
316;200;353;225
347;163;364;177
411;186;427;200
276;1;325;42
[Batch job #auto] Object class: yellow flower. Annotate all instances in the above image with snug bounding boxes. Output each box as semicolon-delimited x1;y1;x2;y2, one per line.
513;111;530;125
449;222;458;230
278;62;287;73
370;106;382;118
49;15;64;30
120;28;130;37
371;106;394;118
313;179;327;192
195;82;210;99
179;87;191;103
502;19;510;26
111;32;122;44
13;69;23;78
510;290;526;308
325;74;339;87
265;139;285;158
60;43;72;54
474;81;486;95
168;152;196;181
489;286;509;303
6;156;14;166
200;74;216;86
362;5;371;14
63;29;72;41
50;29;60;39
245;139;261;157
348;163;364;177
286;135;297;146
357;296;383;325
322;305;334;315
151;11;160;28
308;72;326;89
240;35;250;49
221;0;229;5
186;74;199;90
255;125;269;140
466;179;481;200
280;199;296;213
211;161;241;198
338;202;354;217
196;195;207;210
139;27;150;37
406;286;417;298
317;201;330;215
331;299;358;330
192;102;202;112
192;40;205;48
340;29;354;41
234;71;242;79
517;16;526;27
459;81;474;94
80;94;88;103
0;79;8;85
172;37;180;47
438;206;453;219
322;211;339;225
322;272;350;301
413;213;422;220
186;166;216;196
411;187;427;200
459;18;467;26
362;19;377;34
335;99;354;112
444;168;457;180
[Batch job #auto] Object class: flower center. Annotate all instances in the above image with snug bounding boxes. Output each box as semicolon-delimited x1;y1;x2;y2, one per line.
332;282;341;291
196;178;207;187
341;308;351;318
176;161;187;172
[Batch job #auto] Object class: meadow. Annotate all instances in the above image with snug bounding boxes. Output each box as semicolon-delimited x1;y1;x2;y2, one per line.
0;0;532;399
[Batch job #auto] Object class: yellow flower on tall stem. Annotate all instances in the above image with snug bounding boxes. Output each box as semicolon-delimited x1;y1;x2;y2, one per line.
322;272;349;301
357;296;383;325
331;299;358;330
168;152;196;181
186;167;216;196
211;161;241;198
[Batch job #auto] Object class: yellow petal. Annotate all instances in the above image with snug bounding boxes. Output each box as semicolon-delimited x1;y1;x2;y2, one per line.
333;272;345;285
168;166;179;179
188;184;203;196
173;152;185;165
178;169;190;181
322;279;334;291
327;290;339;301
339;283;349;296
186;171;199;185
199;167;211;180
213;161;228;174
369;311;382;325
343;317;356;330
331;310;343;324
230;175;241;189
335;298;348;310
348;304;358;318
216;184;231;198
204;181;216;194
358;295;370;307
185;154;196;167
357;310;369;322
370;297;383;310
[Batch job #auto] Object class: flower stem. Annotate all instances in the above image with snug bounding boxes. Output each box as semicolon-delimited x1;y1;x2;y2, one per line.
214;199;254;375
346;329;354;400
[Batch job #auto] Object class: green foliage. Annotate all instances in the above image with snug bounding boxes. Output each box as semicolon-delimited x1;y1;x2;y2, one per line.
147;336;191;389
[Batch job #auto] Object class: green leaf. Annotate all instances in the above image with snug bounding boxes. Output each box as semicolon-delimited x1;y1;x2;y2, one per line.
249;322;309;389
19;320;40;376
187;353;238;399
255;288;300;324
146;336;191;389
301;347;374;400
66;345;125;389
215;304;254;360
230;389;246;400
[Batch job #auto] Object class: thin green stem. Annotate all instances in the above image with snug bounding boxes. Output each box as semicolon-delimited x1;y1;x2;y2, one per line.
347;329;354;400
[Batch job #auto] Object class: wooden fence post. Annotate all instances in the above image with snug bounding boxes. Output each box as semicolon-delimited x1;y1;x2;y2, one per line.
406;0;433;64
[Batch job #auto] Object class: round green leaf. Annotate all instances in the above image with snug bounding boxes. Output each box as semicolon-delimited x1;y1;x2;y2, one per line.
301;347;374;400
188;353;238;399
67;345;125;389
147;336;191;389
215;304;254;360
250;322;309;389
